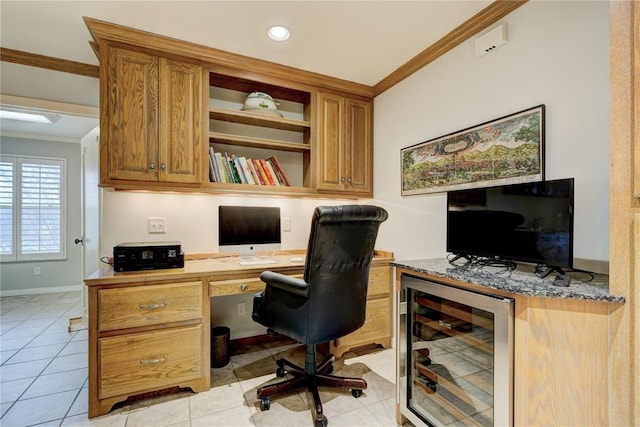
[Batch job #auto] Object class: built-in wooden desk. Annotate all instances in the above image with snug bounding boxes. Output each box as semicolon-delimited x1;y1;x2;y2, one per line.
84;250;393;418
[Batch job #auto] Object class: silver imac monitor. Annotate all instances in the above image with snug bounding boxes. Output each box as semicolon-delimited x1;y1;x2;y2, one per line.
218;205;281;265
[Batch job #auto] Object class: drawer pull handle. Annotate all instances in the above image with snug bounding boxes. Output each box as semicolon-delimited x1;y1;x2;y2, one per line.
140;354;168;365
240;284;248;290
140;301;168;310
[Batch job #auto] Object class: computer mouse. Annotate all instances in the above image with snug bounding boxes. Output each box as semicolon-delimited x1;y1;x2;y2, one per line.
290;257;304;263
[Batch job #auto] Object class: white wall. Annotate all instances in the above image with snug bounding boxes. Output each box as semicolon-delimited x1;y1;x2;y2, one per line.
100;192;356;256
373;0;610;262
0;137;83;294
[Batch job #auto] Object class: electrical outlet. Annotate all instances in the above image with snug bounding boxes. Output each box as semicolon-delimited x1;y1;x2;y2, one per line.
148;217;166;233
237;302;246;315
33;267;41;276
282;217;291;232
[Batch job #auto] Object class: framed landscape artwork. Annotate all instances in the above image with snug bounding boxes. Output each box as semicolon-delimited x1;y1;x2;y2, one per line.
401;105;545;195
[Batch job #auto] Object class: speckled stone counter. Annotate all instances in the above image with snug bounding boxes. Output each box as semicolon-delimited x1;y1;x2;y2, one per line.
392;258;625;303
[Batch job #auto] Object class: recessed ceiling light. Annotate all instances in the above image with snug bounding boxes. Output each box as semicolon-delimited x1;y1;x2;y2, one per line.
0;108;60;124
267;25;290;42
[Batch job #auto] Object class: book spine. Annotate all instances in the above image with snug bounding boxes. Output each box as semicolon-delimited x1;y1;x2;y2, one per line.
255;159;270;185
247;159;263;185
233;157;248;183
209;147;218;182
263;159;281;186
259;159;277;186
267;156;291;186
225;152;240;183
210;147;221;183
214;152;228;183
238;157;256;185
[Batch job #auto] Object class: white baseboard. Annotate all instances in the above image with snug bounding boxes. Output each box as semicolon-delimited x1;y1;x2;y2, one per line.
0;284;82;297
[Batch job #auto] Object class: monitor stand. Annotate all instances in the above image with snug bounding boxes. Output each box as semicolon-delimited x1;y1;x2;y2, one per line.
239;255;277;266
448;253;474;264
536;265;566;278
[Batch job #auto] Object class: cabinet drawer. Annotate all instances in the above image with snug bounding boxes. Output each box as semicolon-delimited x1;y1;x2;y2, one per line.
335;297;391;347
368;266;391;297
98;281;202;331
209;275;302;297
99;325;202;399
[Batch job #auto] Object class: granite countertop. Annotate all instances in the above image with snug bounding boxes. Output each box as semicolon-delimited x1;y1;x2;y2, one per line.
392;258;625;304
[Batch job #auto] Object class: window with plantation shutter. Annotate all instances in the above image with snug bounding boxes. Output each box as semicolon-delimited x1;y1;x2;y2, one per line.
0;159;15;257
0;155;66;261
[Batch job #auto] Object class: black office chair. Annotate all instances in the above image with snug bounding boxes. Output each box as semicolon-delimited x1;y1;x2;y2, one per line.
252;205;388;427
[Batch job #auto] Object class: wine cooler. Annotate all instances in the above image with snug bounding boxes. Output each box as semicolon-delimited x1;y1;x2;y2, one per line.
398;274;514;427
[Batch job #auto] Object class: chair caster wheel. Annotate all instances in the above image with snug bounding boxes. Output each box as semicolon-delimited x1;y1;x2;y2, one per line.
314;415;328;427
276;367;286;377
351;389;363;398
260;397;270;411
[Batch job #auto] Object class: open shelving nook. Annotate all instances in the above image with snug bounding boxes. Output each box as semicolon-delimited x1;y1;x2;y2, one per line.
205;72;316;196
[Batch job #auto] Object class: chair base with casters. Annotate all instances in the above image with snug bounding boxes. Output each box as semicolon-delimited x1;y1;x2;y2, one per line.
256;344;366;427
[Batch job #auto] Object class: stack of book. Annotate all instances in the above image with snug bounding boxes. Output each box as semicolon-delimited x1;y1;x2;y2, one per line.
208;147;291;186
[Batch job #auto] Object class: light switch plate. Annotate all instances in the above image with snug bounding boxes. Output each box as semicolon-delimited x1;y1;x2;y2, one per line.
148;217;166;233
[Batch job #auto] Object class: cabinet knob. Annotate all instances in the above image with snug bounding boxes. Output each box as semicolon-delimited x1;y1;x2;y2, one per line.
346;177;352;184
240;284;248;290
150;162;155;170
340;176;346;183
160;163;167;171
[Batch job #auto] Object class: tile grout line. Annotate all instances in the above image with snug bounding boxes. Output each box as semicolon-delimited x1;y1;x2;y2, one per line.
0;295;83;425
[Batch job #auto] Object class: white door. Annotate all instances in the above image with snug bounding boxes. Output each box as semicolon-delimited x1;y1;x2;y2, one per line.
79;128;100;322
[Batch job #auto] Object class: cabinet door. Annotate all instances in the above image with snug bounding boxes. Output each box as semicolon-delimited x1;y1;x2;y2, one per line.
345;98;373;195
106;46;159;181
317;92;373;195
158;59;204;183
317;92;345;191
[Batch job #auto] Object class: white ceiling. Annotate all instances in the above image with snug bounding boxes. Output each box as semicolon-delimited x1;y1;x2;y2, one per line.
0;0;492;141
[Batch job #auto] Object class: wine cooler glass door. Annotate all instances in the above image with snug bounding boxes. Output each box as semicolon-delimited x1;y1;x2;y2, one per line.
401;275;513;427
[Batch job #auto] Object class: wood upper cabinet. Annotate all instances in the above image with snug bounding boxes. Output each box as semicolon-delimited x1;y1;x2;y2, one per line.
101;44;205;185
317;92;373;196
87;18;375;196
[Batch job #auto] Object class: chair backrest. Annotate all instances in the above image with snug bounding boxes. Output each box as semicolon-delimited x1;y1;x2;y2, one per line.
302;205;388;344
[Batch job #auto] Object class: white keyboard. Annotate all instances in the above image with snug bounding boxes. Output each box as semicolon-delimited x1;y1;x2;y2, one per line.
239;258;278;266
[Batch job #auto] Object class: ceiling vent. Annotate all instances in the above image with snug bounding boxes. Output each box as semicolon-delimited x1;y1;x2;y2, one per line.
475;23;508;57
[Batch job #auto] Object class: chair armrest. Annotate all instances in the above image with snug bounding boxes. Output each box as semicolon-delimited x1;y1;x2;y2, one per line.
260;271;309;298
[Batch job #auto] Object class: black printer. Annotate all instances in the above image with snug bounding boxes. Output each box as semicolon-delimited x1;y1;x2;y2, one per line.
113;241;184;272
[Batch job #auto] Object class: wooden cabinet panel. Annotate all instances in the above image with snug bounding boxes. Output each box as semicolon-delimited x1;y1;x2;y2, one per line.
331;298;391;358
368;265;391;297
102;44;204;186
209;274;302;297
317;91;373;196
159;58;203;183
345;98;372;194
99;325;202;399
98;281;202;331
317;92;344;190
209;277;266;297
106;46;158;182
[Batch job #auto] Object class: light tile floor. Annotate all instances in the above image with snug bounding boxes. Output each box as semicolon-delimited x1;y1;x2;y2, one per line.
0;292;398;427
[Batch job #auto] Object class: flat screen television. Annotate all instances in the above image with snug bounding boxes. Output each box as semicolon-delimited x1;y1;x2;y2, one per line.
446;178;574;273
218;206;281;263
